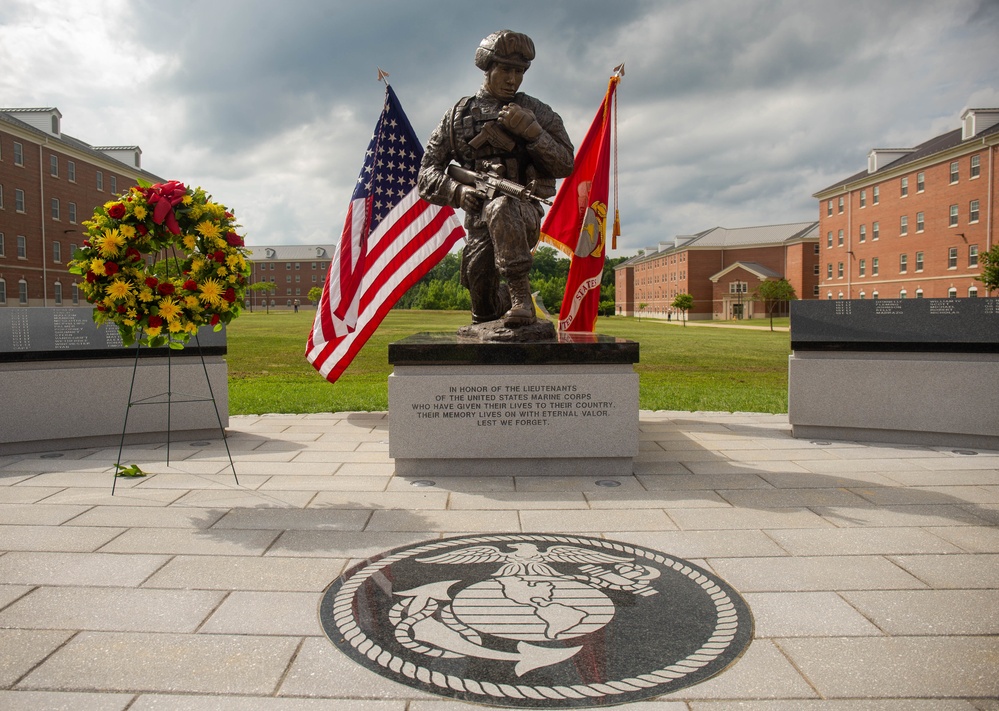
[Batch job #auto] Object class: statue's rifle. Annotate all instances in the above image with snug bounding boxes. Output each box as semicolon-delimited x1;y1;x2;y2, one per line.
446;164;551;219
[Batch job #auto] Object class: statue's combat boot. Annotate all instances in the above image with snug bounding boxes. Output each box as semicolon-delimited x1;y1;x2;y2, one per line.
502;277;537;328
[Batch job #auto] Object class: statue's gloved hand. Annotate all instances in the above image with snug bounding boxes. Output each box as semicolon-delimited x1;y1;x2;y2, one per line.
499;104;542;140
458;185;486;213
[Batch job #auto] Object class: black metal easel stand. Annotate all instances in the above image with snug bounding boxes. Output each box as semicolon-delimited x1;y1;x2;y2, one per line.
112;333;237;494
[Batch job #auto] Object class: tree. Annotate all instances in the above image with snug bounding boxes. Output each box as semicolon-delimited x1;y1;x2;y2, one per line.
248;281;277;313
307;286;323;305
754;278;797;331
979;244;999;295
637;302;648;321
672;293;693;326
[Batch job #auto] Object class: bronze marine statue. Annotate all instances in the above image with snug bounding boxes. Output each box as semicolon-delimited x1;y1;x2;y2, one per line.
418;30;574;340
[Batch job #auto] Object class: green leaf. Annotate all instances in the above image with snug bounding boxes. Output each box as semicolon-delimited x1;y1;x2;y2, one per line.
168;340;184;350
136;178;152;188
114;463;147;478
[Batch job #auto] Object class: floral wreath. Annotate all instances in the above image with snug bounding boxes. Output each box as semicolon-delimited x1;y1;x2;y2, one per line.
69;180;251;348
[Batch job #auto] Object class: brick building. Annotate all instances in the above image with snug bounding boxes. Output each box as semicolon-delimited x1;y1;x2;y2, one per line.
813;107;999;299
244;244;333;310
614;221;819;320
0;107;165;307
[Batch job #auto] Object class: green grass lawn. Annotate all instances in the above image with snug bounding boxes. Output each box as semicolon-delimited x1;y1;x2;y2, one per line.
226;310;791;415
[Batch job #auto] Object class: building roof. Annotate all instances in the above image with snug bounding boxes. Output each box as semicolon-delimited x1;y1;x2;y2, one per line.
815;108;999;196
0;108;163;182
709;261;783;282
245;244;335;261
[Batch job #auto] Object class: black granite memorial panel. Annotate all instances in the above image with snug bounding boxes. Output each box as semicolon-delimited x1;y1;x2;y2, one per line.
320;534;752;707
389;332;639;366
790;299;999;352
0;308;226;363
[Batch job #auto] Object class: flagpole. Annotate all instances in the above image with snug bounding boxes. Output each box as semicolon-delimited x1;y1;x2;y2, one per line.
377;67;390;87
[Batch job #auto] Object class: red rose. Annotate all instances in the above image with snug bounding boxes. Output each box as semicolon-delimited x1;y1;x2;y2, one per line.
226;232;244;247
107;203;126;219
97;304;107;312
104;261;119;275
83;239;91;248
210;314;220;326
213;250;226;263
136;224;148;236
85;271;96;283
183;279;197;291
117;305;127;313
125;247;142;262
148;315;163;328
145;277;159;289
157;282;175;296
223;287;236;303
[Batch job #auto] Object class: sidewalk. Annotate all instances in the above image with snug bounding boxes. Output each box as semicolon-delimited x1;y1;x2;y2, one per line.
1;410;997;709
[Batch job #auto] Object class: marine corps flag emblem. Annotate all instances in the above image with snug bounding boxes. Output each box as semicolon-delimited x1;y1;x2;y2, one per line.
540;69;621;332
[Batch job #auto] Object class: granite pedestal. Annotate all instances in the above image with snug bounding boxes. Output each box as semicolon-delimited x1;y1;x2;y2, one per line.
788;299;999;449
388;332;639;476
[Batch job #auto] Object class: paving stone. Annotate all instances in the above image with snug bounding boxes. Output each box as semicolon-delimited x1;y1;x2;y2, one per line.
98;527;281;556
143;554;346;592
277;637;438;700
0;552;170;586
266;531;435;559
170;489;317;508
708;555;926;592
757;471;900;488
777;636;999;698
888;553;999;588
0;628;73;686
390;475;515;492
686;700;980;710
0;486;64;503
259;475;389;491
586;489;731;508
199;591;322;636
447;491;587;509
0;503;91;525
0;525;127;552
668;507;832;530
812;504;988;528
133;473;267;489
926;525;999;553
842;589;999;634
31;488;185;506
66;506;227;529
211;507;371;531
718;488;872;508
742;592;882;637
612;530;789;558
0;584;33;610
884;468;999;487
514;475;647;491
765;527;964;556
520;508;677;532
365;509;519;532
130;695;406;710
668;639;818;700
0;690;134;710
0;586;223;632
18;631;300;694
308;490;450;509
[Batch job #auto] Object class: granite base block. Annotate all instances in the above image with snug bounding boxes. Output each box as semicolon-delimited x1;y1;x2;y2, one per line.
388;333;639;476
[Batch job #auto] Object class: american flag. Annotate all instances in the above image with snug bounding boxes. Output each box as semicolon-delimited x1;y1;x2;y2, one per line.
306;85;464;382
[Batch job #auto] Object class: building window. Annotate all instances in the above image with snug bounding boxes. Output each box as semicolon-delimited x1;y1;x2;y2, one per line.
948;287;957;298
970;155;980;179
837;262;844;279
53;241;61;263
917;172;924;192
970;245;979;268
948;247;958;269
872;257;879;276
69;202;77;223
859;190;866;208
950;161;959;183
826;264;833;279
0;278;5;304
899;289;907;299
826;232;833;248
17;235;26;259
859;259;866;277
110;176;117;194
872;291;879;299
295;262;301;270
51;198;60;220
54;282;62;305
899;254;907;273
969;199;979;223
812;285;819;296
286;263;291;270
729;282;748;294
15;188;25;212
49;155;58;177
915;251;924;272
0;184;3;209
72;283;79;305
96;171;103;191
13;142;23;166
813;243;819;255
969;286;979;298
916;289;923;298
19;279;28;304
813;264;820;276
900;177;908;197
68;161;76;182
837;229;844;246
900;215;907;236
873;186;880;204
872;222;879;241
826;200;833;216
0;233;4;256
859;291;866;299
916;212;924;232
859;224;867;242
949;204;958;227
838;196;844;213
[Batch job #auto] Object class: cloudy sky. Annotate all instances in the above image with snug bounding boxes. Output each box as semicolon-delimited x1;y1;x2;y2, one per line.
2;0;997;256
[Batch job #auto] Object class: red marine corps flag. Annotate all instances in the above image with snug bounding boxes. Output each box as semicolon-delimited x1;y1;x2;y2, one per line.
306;82;464;382
540;67;622;332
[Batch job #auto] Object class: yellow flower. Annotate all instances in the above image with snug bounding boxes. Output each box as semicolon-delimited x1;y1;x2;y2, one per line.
157;298;182;322
184;295;200;309
168;320;185;333
182;195;193;205
107;279;133;300
196;220;221;240
183;234;198;251
133;205;147;220
120;224;136;238
145;325;163;337
199;278;224;306
90;259;107;276
99;229;125;257
139;288;156;303
217;267;228;277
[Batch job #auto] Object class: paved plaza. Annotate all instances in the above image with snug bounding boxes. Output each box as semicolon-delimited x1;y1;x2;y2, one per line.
1;410;997;709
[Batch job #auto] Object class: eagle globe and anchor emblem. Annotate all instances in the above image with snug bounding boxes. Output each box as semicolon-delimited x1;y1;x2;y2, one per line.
319;534;753;708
